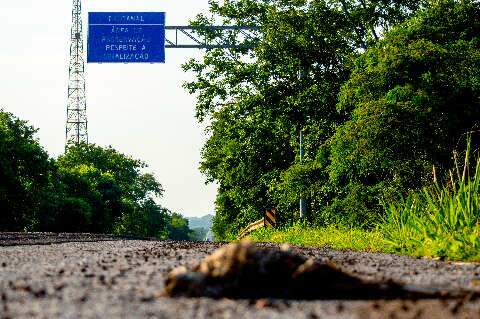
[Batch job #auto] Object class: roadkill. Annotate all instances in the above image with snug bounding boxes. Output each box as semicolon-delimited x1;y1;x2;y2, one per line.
164;241;452;300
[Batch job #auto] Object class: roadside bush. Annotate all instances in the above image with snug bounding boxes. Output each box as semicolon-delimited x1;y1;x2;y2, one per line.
379;139;480;261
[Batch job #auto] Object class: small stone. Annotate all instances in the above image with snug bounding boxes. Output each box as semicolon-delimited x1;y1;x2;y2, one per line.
336;303;344;312
54;282;66;291
255;298;274;309
37;289;47;298
140;295;154;302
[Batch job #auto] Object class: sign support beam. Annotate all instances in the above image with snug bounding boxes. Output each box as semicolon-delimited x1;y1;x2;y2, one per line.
165;26;259;49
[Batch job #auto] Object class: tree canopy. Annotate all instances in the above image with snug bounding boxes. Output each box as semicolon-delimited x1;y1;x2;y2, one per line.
185;0;479;239
0;110;51;231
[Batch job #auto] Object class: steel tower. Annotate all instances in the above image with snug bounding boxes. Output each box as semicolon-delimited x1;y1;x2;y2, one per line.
66;0;88;145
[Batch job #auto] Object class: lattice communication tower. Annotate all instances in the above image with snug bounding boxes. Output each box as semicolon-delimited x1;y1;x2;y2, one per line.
66;0;88;145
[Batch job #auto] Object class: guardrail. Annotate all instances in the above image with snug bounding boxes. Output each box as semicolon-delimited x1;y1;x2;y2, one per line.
237;208;277;240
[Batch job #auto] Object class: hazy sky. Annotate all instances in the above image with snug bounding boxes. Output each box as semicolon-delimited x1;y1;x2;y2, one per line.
0;0;218;217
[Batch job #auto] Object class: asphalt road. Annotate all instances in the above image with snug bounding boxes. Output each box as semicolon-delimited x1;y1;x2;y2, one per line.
1;233;480;318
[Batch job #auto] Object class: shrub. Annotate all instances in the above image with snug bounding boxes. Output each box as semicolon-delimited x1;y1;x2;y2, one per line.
379;139;480;260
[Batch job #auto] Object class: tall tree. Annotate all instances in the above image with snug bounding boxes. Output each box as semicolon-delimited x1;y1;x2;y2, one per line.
0;110;51;231
185;0;425;238
56;143;164;234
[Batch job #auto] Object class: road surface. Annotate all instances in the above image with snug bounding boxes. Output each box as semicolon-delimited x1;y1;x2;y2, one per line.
1;233;480;318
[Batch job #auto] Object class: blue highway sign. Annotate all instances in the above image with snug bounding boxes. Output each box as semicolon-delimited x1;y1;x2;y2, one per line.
88;12;165;63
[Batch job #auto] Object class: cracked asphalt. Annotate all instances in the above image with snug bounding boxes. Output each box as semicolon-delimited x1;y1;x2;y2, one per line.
1;233;480;318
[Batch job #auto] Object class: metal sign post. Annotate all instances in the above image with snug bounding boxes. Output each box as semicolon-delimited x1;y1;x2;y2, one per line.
299;129;307;220
298;68;307;220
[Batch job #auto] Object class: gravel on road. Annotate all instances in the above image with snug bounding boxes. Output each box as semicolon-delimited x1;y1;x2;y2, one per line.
1;233;480;318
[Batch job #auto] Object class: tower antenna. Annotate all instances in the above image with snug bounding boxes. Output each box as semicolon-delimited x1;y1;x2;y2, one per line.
66;0;88;145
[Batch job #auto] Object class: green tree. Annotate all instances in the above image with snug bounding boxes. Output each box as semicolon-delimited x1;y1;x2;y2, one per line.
58;143;162;203
0;110;51;231
114;199;170;238
185;0;425;238
167;212;193;240
56;143;165;235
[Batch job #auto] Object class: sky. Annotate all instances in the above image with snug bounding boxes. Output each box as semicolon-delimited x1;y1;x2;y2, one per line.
0;0;217;217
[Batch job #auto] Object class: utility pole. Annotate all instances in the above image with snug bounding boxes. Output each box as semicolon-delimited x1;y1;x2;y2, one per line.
298;68;307;220
299;129;307;220
66;0;88;145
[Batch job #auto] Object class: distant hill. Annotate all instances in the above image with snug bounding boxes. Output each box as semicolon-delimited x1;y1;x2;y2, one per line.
188;214;213;230
188;214;214;241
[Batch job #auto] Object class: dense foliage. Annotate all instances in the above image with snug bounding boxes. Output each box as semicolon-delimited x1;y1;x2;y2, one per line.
380;139;480;261
0;111;51;231
185;0;480;239
252;139;480;262
0;110;193;239
53;143;164;234
330;0;480;224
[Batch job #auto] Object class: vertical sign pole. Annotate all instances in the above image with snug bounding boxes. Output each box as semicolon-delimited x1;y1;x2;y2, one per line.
298;68;307;221
299;129;306;220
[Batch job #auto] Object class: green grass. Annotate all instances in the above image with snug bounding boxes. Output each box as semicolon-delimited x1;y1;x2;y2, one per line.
249;221;480;262
250;224;391;253
250;140;480;262
377;140;480;262
249;221;480;261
